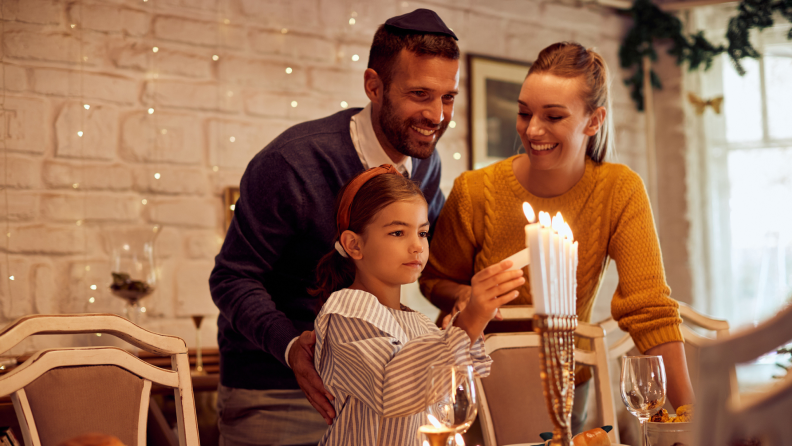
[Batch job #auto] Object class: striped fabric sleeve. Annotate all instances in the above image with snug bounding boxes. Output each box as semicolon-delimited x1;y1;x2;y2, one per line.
324;314;491;419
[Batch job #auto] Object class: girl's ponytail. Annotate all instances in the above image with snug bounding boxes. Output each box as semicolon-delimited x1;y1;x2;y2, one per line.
311;249;356;306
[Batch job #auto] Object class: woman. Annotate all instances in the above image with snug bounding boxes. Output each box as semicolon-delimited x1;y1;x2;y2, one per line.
419;42;695;432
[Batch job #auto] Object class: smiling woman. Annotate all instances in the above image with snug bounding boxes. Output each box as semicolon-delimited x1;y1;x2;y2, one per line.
420;41;695;436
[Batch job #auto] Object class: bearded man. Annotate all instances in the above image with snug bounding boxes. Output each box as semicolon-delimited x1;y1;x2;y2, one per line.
209;9;459;446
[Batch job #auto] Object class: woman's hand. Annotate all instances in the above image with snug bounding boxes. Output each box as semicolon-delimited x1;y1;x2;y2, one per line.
453;260;524;343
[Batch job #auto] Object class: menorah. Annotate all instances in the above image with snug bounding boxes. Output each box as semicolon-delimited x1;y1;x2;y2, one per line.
534;313;577;446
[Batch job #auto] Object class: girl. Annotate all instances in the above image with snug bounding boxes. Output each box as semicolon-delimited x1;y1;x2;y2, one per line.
311;164;524;446
419;42;695;434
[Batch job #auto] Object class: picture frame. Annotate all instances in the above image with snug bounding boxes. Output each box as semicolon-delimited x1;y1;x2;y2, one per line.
224;186;240;232
467;54;533;170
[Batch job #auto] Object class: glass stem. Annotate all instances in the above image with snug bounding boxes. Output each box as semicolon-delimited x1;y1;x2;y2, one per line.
639;417;649;446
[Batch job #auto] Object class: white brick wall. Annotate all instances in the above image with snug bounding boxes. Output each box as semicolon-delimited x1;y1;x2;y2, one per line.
0;0;689;351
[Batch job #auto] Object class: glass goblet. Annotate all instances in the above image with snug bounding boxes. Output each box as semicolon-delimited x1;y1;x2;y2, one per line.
107;225;160;325
620;355;667;446
424;364;478;446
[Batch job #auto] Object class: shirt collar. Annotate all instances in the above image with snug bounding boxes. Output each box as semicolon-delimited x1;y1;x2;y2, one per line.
350;103;412;178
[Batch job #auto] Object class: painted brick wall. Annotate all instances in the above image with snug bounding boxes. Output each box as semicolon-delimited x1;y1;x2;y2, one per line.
0;0;689;352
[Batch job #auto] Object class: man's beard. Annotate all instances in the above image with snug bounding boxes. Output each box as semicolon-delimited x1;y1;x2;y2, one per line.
379;93;449;160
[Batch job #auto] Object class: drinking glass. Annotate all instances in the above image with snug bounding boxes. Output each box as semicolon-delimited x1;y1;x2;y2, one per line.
107;225;160;325
424;364;478;446
620;355;667;446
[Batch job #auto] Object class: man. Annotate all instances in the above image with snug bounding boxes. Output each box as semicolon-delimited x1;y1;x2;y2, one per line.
209;9;460;446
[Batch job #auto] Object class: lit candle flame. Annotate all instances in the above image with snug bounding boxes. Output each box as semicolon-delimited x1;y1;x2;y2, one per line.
539;211;552;227
551;212;564;233
423;442;431;446
564;222;574;241
427;414;443;429
522;202;536;223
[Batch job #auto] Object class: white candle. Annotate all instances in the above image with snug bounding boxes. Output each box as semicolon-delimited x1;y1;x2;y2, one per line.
571;240;578;315
527;205;548;314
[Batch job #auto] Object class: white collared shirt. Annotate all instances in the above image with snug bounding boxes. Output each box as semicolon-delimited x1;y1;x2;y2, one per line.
350;103;412;178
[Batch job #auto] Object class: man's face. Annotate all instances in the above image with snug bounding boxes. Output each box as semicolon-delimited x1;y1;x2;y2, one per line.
378;49;459;160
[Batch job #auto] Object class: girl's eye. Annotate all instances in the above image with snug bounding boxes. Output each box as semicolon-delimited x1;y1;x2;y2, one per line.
390;231;403;237
419;231;429;238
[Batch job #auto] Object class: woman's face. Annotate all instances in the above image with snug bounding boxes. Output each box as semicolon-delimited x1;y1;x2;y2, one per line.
516;73;600;172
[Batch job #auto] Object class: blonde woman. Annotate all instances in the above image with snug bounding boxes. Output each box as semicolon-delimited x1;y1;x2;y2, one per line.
420;42;694;433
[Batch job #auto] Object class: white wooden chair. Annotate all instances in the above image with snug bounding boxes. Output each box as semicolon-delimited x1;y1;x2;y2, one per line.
695;304;792;446
476;306;619;446
600;301;739;400
0;314;199;446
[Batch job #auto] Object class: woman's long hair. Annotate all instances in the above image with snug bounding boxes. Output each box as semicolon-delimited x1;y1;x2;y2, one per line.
528;42;614;163
310;173;425;308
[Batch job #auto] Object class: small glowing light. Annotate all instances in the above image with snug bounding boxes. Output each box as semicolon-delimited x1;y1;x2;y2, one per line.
351;54;360;61
349;18;356;25
212;166;219;172
0;366;4;370
351;11;357;17
212;54;219;61
423;442;430;446
427;414;443;428
85;265;91;271
453;152;462;160
96;333;102;337
72;183;79;189
90;284;97;290
449;120;457;128
223;18;230;24
89;297;95;303
77;131;83;137
71;24;76;28
141;307;147;313
76;220;83;226
161;128;167;134
230;204;236;211
340;101;348;108
227;90;234;97
148;108;154;114
229;136;236;142
83;56;88;61
8;276;14;281
291;101;298;107
84;104;90;110
281;28;288;34
152;46;159;53
285;67;293;74
6;233;9;237
141;199;148;205
154;172;161;179
455;433;465;446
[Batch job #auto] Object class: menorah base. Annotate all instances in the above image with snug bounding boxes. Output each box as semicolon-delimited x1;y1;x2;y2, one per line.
534;314;578;446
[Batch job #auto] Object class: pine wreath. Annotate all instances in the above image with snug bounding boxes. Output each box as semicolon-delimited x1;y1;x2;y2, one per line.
619;0;792;111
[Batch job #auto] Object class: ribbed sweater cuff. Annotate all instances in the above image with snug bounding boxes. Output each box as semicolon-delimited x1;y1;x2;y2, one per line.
633;324;685;353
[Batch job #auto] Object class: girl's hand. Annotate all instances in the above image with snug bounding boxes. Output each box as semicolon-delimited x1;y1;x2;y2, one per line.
454;260;525;343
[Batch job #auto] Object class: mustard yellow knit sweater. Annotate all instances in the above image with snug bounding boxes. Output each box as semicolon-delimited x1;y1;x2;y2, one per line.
420;156;683;355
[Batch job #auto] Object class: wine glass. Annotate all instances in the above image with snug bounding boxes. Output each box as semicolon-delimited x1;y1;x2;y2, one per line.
107;225;160;325
423;364;478;446
620;355;667;446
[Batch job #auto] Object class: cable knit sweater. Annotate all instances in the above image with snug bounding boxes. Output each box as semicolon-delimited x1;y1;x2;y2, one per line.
420;156;683;371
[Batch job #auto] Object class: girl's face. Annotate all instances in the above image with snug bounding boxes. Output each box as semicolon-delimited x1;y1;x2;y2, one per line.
356;197;430;287
516;73;600;172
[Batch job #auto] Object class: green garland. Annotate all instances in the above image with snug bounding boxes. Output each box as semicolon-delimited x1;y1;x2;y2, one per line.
619;0;792;111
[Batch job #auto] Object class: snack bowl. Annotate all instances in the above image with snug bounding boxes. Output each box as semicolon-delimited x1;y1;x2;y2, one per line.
647;421;694;446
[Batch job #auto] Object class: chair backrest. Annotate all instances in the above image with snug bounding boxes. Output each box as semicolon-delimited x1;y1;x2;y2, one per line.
601;301;738;400
695;304;792;446
0;314;199;446
476;318;619;446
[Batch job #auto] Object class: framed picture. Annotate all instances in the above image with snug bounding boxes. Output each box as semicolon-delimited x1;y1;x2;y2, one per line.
224;186;240;232
467;54;532;170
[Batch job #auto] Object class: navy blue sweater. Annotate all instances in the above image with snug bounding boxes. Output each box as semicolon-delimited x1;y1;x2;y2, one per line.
210;108;445;390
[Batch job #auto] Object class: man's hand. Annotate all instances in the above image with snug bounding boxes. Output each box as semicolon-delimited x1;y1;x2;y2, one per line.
288;330;336;425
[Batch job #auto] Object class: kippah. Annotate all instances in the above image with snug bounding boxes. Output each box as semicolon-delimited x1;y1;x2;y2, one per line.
384;8;458;41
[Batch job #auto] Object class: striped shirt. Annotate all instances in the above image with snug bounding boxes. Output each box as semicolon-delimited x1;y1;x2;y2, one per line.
314;288;492;446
